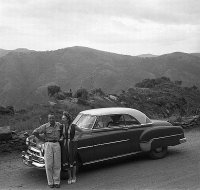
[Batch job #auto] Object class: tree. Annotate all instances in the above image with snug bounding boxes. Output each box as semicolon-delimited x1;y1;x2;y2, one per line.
91;88;105;96
74;88;88;100
47;85;61;97
135;77;172;88
174;80;182;86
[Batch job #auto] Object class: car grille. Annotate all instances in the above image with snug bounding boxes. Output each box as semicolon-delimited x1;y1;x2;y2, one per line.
27;148;44;164
28;149;40;156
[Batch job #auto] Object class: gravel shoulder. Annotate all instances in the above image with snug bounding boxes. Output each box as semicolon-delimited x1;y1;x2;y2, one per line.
0;128;200;190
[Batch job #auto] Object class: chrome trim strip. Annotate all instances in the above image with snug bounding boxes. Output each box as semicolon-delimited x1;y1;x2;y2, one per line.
78;139;130;150
179;137;187;144
141;123;152;126
23;158;45;168
94;139;130;147
83;151;142;165
141;133;184;143
28;146;44;158
78;145;94;150
29;146;41;153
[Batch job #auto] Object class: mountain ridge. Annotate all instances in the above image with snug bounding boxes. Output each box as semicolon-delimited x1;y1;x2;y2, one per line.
0;46;200;108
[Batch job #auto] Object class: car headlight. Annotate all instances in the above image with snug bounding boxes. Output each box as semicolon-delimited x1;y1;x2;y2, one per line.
26;138;30;145
37;143;42;149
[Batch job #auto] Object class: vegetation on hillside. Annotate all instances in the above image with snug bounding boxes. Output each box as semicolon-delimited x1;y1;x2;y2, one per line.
119;77;200;118
1;77;200;132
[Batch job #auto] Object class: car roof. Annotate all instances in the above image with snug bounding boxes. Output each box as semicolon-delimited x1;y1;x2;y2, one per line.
80;107;150;124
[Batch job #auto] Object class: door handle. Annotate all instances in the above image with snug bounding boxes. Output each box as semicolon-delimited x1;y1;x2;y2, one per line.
123;127;129;130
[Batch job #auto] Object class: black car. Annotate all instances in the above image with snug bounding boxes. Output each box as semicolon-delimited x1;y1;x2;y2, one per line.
22;107;186;170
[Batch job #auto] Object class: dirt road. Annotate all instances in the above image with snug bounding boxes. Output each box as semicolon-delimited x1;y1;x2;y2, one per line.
1;128;200;190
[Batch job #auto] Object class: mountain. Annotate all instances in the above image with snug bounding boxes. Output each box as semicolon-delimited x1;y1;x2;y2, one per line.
137;54;158;58
0;48;34;58
191;53;200;58
0;46;200;108
0;49;10;57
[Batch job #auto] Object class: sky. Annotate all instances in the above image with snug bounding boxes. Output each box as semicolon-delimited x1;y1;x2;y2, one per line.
0;0;199;55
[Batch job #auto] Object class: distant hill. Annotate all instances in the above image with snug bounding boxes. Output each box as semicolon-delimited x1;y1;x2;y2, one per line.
191;53;200;58
0;49;10;57
1;46;200;108
137;54;158;58
0;48;34;57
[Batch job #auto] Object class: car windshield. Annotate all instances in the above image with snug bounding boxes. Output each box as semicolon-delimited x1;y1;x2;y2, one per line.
72;114;97;129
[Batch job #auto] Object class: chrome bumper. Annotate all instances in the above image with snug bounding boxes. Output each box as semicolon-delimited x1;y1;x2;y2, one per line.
22;149;45;169
179;137;187;144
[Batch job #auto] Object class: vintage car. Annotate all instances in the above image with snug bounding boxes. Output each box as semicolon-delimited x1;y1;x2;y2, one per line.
22;107;186;173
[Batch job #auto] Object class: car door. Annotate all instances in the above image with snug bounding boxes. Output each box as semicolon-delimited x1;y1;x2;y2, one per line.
91;115;132;161
76;132;95;163
121;114;149;153
73;114;96;163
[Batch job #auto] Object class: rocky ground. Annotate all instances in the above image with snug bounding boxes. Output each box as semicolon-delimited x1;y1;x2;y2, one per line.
0;128;199;190
0;132;27;153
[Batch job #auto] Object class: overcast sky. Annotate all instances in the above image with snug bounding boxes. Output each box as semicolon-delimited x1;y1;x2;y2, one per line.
0;0;199;55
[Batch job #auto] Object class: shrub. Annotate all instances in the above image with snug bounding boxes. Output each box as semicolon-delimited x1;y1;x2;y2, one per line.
74;88;88;100
54;92;67;100
174;80;182;86
135;77;172;88
77;98;90;106
90;88;105;96
47;85;61;97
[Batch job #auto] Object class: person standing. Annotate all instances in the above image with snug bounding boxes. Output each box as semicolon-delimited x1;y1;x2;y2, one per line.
32;114;62;188
61;111;83;184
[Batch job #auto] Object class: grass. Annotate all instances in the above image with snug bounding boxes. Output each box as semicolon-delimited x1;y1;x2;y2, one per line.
0;102;91;132
0;104;50;132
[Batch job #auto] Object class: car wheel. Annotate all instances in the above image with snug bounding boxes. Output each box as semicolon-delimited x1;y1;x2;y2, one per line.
149;146;168;159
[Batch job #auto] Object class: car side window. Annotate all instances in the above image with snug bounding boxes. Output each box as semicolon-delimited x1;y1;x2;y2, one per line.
123;114;140;126
94;116;105;129
107;114;125;128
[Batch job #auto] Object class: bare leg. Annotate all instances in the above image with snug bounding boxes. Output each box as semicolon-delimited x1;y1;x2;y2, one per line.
72;166;76;183
68;168;72;184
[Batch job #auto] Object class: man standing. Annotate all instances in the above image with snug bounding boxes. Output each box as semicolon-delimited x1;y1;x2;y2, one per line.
32;114;62;188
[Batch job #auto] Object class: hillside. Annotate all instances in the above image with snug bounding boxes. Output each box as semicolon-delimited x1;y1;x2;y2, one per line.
137;54;158;58
0;46;200;108
119;77;200;118
0;48;34;58
191;53;200;58
1;77;200;134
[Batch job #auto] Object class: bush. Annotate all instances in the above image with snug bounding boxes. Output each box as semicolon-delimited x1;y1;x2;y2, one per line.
135;77;171;88
55;92;67;100
90;88;105;96
47;85;61;97
0;106;14;115
77;98;90;106
74;88;88;100
174;80;182;86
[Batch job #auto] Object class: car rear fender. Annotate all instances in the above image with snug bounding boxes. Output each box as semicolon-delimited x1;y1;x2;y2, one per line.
139;125;185;152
